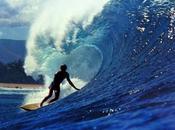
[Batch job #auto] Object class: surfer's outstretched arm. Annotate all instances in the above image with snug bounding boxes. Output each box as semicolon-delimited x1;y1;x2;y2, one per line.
66;74;80;90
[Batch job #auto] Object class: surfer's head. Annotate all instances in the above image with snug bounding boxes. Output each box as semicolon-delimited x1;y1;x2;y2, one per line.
60;64;67;71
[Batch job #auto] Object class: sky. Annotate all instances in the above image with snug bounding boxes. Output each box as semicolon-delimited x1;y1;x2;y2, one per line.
0;0;109;40
0;0;44;40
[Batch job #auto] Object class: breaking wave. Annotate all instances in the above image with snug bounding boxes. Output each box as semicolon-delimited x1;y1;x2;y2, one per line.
1;0;175;129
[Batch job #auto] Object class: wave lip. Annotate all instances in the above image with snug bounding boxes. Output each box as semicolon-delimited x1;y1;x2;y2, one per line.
24;0;109;87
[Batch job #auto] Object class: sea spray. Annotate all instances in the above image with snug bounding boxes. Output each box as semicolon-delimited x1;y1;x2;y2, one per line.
24;78;87;104
24;0;109;103
24;0;108;84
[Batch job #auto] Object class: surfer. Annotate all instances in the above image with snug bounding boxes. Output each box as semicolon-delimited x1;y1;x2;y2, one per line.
40;64;79;107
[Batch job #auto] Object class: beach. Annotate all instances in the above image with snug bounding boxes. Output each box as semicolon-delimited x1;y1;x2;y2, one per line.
0;83;44;89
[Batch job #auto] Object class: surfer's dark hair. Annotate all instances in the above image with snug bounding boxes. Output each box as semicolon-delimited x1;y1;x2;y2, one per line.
60;64;67;71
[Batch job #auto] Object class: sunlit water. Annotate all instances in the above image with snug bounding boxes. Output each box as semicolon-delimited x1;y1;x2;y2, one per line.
1;0;175;129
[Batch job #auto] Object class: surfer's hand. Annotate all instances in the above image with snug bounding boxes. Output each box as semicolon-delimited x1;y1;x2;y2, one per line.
73;86;80;90
76;88;80;90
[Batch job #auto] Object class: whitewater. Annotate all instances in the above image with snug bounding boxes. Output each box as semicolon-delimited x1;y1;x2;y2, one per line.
1;0;175;129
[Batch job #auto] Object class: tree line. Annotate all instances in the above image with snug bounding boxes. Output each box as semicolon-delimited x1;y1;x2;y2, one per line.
0;60;44;84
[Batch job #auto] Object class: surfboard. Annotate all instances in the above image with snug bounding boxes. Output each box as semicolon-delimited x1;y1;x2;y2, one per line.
20;102;54;111
20;103;41;111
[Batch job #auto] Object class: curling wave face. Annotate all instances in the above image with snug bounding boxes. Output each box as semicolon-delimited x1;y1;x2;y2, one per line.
24;0;108;85
1;0;175;129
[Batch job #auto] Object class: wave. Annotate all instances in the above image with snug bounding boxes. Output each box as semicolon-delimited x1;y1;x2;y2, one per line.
1;0;175;129
24;0;109;84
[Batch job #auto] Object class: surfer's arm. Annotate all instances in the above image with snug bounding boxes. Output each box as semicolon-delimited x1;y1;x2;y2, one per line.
66;74;80;90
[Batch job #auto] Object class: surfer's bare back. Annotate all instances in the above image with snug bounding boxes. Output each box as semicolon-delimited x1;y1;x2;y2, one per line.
40;64;80;107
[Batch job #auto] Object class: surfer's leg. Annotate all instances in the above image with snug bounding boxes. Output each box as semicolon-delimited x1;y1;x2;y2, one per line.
40;88;53;107
48;90;60;104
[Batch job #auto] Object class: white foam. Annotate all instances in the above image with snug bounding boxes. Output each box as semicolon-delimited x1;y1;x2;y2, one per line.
24;78;86;104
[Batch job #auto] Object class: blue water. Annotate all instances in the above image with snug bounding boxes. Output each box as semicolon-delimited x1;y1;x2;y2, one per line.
0;91;23;122
1;0;175;129
0;88;41;123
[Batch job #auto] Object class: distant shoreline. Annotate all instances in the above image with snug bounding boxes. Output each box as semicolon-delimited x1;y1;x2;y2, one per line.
0;83;44;89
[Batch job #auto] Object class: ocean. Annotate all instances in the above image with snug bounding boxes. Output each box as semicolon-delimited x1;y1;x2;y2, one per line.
1;0;175;129
0;87;46;123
